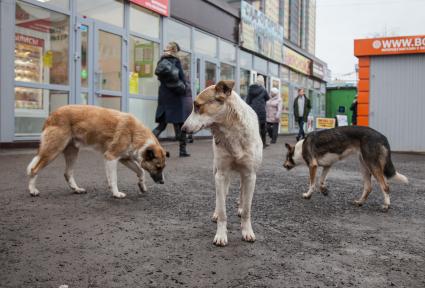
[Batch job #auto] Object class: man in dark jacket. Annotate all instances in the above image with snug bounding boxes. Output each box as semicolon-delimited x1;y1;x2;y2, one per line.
153;42;190;157
246;75;269;147
293;88;311;141
350;96;358;125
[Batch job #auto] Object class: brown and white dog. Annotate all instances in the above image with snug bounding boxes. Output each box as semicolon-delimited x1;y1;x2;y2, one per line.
182;80;263;246
283;126;408;211
27;105;168;198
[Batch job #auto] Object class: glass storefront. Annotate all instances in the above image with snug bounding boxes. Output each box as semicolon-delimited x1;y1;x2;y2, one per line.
2;1;328;141
239;68;250;100
129;36;160;97
129;4;160;39
14;1;70;135
77;0;124;27
15;88;68;136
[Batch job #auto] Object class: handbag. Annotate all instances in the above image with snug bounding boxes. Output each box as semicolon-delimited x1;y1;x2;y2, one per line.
155;57;186;94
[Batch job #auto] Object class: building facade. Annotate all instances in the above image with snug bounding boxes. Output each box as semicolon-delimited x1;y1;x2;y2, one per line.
0;0;327;144
354;35;425;152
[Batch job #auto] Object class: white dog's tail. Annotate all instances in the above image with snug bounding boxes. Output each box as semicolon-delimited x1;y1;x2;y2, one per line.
388;172;409;184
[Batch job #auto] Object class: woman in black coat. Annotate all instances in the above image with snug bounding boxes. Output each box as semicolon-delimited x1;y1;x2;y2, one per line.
246;75;269;147
153;42;190;157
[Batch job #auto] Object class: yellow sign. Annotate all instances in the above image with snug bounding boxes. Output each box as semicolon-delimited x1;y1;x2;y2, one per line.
316;117;336;129
281;85;289;112
43;51;53;68
280;113;289;132
129;72;139;94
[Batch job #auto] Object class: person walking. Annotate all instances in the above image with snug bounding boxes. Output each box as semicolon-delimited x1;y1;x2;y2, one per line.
153;42;190;157
350;96;358;125
246;75;269;147
266;87;283;144
293;88;311;141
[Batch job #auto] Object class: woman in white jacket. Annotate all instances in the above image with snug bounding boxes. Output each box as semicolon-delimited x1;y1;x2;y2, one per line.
266;87;283;144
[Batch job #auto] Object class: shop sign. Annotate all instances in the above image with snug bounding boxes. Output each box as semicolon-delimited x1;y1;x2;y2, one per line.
355;35;425;56
283;47;311;75
312;62;324;79
130;0;169;16
15;33;44;47
316;117;336;129
240;0;284;62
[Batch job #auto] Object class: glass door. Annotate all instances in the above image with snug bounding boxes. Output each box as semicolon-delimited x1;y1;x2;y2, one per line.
75;19;94;105
194;56;218;94
75;19;125;110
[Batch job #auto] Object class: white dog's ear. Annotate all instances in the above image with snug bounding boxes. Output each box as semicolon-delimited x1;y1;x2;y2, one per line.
215;80;235;98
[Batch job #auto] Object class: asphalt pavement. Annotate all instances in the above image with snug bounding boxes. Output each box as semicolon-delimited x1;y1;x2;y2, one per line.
1;136;424;287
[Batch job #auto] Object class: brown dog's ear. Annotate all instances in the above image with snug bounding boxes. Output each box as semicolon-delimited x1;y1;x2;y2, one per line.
143;148;156;161
215;80;235;100
285;143;292;151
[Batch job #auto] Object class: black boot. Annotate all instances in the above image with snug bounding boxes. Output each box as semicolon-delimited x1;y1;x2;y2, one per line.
179;141;190;157
175;124;190;157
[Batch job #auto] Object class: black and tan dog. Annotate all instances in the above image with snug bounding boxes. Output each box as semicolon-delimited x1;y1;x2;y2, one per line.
283;126;408;211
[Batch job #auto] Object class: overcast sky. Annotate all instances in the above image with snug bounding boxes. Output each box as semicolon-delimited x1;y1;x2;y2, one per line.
316;0;425;80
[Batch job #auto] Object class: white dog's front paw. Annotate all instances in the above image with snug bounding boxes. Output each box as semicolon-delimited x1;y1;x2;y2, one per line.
138;181;147;193
213;231;228;247
211;212;218;223
29;188;40;196
302;192;312;199
113;191;127;199
73;187;86;194
242;229;256;242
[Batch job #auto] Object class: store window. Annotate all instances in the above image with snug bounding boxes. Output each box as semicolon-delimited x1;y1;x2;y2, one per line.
15;88;68;135
194;30;217;58
240;50;252;69
129;36;160;96
128;98;158;130
254;56;267;74
220;63;235;81
97;95;121;111
77;0;124;27
269;62;279;77
165;20;191;52
98;31;122;92
280;66;290;82
35;0;69;10
15;1;69;85
240;68;250;100
219;40;236;63
130;4;160;39
179;51;192;83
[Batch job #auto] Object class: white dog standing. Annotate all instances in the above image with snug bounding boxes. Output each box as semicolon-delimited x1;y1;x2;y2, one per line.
182;80;263;246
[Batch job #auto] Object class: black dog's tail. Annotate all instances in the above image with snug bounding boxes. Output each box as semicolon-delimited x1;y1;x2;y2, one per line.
384;151;409;184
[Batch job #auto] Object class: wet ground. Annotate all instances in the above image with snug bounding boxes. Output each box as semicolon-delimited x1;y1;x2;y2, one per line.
1;136;424;288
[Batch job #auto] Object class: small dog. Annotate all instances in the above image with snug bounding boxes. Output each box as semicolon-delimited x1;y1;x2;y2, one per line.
182;80;263;246
27;105;168;198
283;126;408;211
